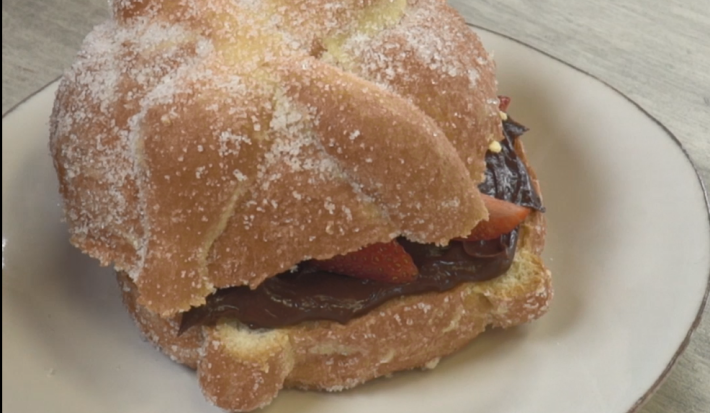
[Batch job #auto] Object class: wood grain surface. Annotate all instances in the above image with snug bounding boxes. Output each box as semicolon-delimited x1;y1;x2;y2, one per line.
2;1;708;412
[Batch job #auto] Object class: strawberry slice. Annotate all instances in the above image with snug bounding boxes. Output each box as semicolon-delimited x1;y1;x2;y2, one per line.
314;240;418;284
498;95;511;112
458;194;531;241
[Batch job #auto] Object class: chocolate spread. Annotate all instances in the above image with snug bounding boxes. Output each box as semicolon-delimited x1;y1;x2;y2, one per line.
180;231;518;331
480;118;545;211
179;118;541;333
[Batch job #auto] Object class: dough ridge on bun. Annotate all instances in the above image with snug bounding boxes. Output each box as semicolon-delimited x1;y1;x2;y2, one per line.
50;0;504;316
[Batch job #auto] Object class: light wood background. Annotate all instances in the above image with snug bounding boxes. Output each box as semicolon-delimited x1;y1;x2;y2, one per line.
3;1;708;412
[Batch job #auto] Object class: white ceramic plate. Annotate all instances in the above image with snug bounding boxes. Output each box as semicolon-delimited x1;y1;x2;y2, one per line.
2;27;709;413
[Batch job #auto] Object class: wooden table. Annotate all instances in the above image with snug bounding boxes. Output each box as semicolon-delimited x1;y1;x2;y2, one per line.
3;1;708;412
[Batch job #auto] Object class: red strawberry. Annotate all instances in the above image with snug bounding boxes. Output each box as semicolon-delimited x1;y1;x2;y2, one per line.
458;194;531;241
498;95;511;112
314;240;418;284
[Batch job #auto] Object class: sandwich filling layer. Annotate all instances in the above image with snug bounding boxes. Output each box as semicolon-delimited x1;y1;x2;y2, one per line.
180;117;543;332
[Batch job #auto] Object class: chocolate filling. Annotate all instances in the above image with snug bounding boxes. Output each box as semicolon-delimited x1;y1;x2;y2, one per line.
179;117;542;333
482;117;545;212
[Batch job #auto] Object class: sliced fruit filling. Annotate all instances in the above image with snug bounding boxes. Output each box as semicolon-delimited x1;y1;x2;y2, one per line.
312;240;419;284
180;99;544;332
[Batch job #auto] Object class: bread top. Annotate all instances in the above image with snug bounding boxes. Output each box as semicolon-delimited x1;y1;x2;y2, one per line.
50;0;504;316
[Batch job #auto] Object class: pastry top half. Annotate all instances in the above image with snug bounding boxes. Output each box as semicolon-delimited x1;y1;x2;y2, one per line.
50;0;504;316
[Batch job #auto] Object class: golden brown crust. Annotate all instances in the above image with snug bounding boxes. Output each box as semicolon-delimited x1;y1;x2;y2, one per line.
119;272;203;369
515;137;547;256
198;325;295;411
52;0;504;317
334;0;502;182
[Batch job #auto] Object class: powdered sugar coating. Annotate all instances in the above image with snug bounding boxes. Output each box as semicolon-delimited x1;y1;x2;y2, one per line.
50;0;503;315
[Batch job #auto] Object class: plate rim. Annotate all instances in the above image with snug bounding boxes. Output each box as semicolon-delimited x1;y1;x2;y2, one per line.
465;24;710;413
2;25;709;413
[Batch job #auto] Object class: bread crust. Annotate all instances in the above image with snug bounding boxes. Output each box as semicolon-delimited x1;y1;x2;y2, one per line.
51;0;505;317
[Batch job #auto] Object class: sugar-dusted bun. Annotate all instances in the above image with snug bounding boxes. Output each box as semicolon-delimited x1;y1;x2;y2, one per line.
50;0;504;316
53;3;554;410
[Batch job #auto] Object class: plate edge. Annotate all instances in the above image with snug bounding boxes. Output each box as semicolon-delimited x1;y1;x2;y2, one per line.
2;76;61;119
465;22;710;413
